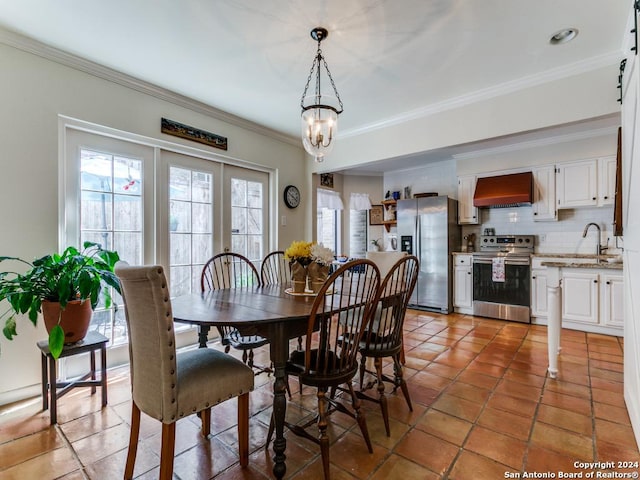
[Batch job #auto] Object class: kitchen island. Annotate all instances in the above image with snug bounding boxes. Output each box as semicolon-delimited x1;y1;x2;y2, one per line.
542;258;623;378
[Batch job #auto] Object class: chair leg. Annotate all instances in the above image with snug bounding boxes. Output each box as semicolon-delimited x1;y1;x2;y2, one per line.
359;354;367;389
374;357;390;437
200;407;211;437
124;402;141;480
317;388;331;480
347;382;373;453
238;392;249;467
159;422;176;480
265;411;275;449
394;353;413;411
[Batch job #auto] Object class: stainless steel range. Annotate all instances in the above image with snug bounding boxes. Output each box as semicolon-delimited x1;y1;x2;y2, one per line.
472;234;534;323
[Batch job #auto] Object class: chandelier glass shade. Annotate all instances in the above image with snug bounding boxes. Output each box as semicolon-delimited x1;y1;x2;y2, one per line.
300;28;343;162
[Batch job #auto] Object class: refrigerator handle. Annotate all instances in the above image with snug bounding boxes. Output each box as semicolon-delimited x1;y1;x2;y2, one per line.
415;214;420;260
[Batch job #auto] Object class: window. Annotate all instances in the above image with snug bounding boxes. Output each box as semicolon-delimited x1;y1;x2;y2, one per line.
231;177;263;262
169;167;214;297
317;208;339;253
80;148;143;345
349;209;367;258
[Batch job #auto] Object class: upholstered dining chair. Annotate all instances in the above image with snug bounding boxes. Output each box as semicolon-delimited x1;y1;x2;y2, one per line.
266;259;381;480
115;264;254;480
356;255;419;436
201;252;272;374
260;250;291;286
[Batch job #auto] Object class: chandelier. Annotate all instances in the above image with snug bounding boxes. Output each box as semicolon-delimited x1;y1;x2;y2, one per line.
300;27;343;162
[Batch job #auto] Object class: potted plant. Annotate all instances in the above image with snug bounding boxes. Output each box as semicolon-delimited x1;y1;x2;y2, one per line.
0;242;121;359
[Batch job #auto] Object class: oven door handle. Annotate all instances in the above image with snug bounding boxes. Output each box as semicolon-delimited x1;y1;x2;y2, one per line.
473;258;531;266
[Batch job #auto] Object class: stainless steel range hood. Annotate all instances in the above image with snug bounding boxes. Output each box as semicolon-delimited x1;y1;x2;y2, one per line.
473;171;533;208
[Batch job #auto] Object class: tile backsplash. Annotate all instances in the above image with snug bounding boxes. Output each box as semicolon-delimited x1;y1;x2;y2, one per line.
461;205;622;254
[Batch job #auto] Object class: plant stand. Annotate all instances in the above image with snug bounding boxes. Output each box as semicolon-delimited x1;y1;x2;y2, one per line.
37;330;108;425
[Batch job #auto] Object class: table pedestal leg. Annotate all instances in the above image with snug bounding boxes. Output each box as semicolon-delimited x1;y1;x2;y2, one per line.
270;328;287;480
197;325;210;348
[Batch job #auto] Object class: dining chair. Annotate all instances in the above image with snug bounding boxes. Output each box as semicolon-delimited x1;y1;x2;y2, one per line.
266;259;381;480
201;252;272;374
115;264;254;480
260;250;291;286
356;255;419;436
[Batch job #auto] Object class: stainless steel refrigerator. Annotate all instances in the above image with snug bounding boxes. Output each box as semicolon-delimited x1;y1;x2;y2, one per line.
397;196;460;313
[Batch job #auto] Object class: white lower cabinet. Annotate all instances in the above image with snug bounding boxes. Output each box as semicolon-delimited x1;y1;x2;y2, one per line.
530;258;623;336
562;271;599;325
602;273;624;328
453;254;473;313
530;269;548;317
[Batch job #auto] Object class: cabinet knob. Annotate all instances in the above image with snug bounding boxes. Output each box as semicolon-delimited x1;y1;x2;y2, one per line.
606;281;611;285
594;279;598;283
532;276;537;279
592;197;596;201
468;271;471;275
534;212;537;216
604;196;608;200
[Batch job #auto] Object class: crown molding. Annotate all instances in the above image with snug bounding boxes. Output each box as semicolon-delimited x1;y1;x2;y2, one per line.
340;51;623;139
0;28;299;147
452;125;618;161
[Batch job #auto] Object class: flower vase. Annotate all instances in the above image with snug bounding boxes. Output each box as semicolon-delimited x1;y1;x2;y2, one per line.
308;262;330;293
290;261;308;293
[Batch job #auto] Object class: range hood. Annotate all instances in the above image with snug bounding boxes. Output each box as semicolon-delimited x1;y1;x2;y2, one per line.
473;171;533;208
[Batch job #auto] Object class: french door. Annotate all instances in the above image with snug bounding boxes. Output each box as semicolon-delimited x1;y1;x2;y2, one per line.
64;129;271;350
222;164;269;266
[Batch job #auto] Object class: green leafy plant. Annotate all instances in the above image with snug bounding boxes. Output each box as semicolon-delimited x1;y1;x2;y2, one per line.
0;242;121;358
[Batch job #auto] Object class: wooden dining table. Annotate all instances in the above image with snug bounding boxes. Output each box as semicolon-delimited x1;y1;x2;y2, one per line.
170;284;322;480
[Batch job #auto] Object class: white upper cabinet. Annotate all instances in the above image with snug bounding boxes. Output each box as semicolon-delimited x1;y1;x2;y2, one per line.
457;175;479;224
598;155;616;206
556;159;598;208
532;165;557;221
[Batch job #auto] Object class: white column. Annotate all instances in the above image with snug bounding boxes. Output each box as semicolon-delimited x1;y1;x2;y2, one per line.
546;266;562;378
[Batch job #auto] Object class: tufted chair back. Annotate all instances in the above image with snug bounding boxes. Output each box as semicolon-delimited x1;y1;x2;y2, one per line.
118;263;178;421
116;263;254;479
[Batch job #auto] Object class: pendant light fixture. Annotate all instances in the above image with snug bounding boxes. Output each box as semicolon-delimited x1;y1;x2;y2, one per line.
300;27;343;162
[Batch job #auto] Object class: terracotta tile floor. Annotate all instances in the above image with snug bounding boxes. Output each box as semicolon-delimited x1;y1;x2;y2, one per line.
2;310;639;479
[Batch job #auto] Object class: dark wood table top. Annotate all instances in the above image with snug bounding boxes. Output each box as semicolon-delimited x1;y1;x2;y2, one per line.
171;285;319;327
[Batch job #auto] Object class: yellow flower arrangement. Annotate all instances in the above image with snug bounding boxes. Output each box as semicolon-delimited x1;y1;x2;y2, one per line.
284;240;313;264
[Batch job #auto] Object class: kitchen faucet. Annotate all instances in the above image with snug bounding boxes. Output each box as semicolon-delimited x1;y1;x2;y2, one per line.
582;222;607;255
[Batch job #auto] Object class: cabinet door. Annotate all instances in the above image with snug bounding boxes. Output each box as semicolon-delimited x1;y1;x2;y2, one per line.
531;269;548;317
602;274;624;328
532;166;557;221
457;175;479;224
453;265;472;308
556;160;598;208
597;156;616;206
562;271;599;324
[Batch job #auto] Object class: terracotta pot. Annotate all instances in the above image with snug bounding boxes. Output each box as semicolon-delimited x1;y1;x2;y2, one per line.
42;299;93;344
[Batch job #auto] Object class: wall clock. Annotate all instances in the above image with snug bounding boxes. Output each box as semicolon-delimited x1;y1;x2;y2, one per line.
284;185;300;209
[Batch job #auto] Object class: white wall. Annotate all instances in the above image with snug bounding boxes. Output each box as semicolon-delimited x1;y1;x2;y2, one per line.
314;66;620;174
0;41;307;403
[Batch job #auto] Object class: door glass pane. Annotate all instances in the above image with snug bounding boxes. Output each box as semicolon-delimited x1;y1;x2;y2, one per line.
80;149;143;346
169;166;213;295
230;178;263;261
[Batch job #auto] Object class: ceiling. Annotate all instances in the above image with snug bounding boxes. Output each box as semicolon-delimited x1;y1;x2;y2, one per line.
0;1;630;172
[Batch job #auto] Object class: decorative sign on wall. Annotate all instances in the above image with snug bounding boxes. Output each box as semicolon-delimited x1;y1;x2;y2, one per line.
161;118;228;151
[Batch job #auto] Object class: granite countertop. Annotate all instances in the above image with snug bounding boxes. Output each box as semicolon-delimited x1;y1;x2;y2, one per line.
541;261;623;270
531;253;619;259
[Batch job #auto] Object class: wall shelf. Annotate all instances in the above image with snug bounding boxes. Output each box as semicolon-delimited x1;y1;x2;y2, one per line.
381;199;397;231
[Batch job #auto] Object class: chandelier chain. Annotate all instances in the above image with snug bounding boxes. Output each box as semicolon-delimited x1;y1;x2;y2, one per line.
299;39;343;113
